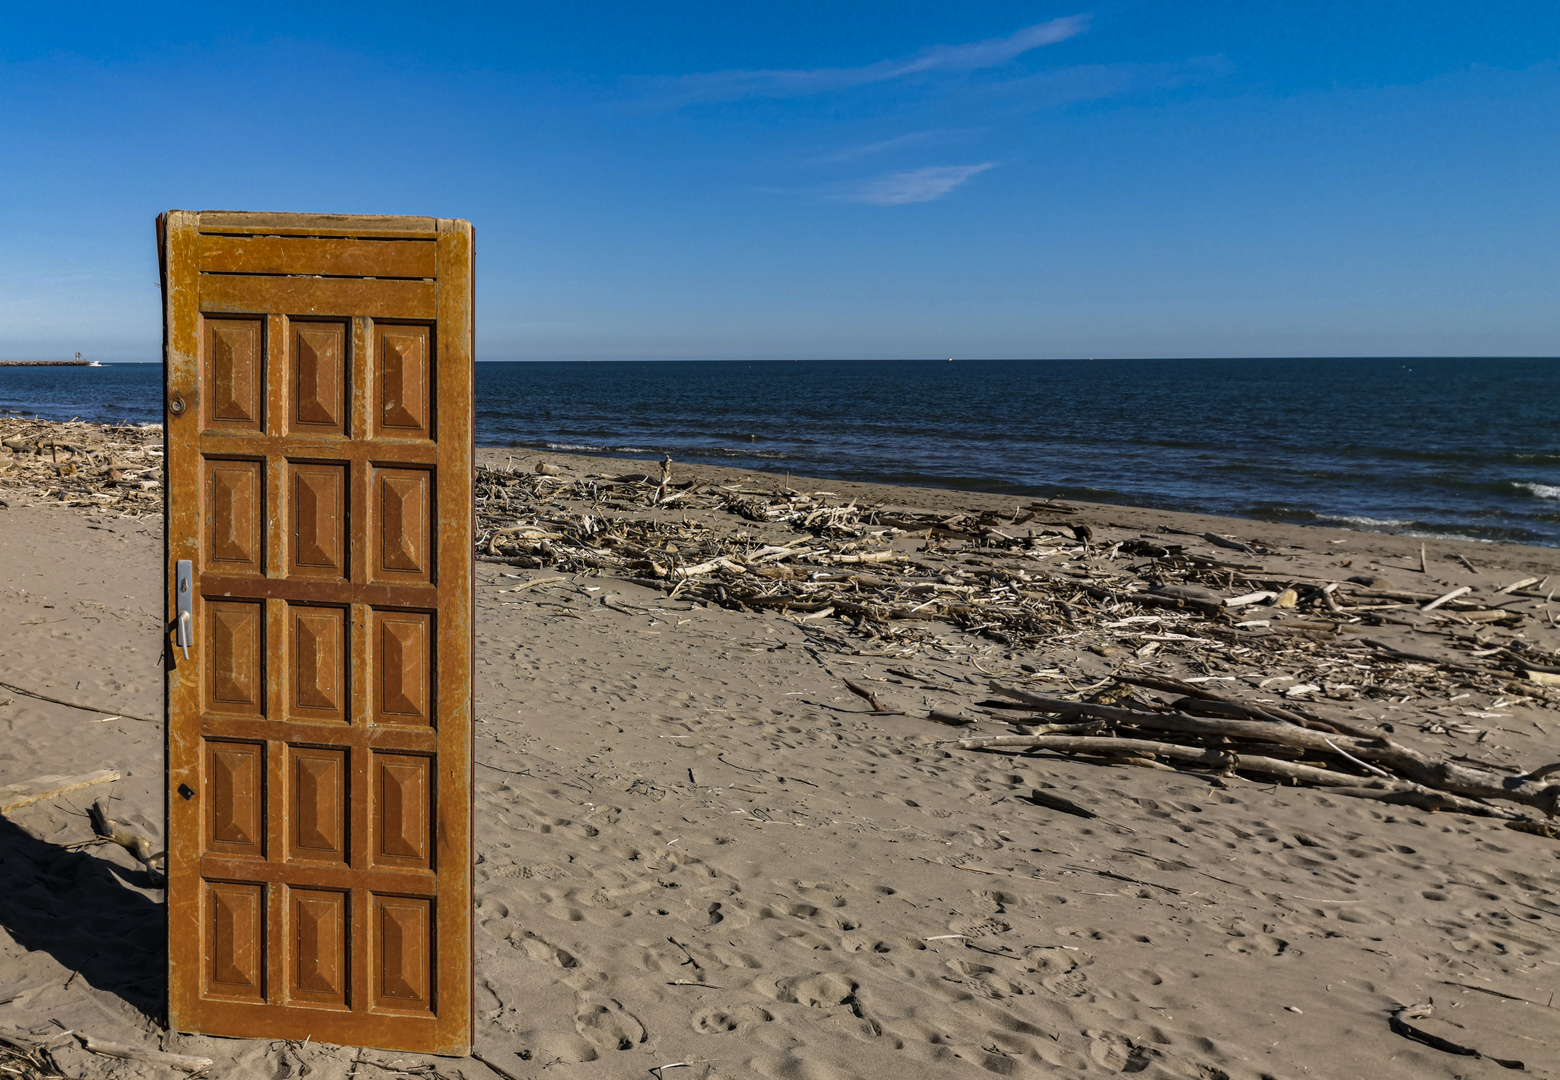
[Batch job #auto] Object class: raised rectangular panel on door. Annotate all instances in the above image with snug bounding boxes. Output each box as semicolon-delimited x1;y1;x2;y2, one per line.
203;318;265;432
205;741;265;858
373;468;432;583
204;881;267;1002
288;605;347;723
287;887;350;1008
375;325;431;440
289;463;347;578
163;211;472;1054
205;601;265;717
289;746;348;864
370;894;434;1015
205;460;264;574
290;321;348;436
372;752;432;871
372;610;433;727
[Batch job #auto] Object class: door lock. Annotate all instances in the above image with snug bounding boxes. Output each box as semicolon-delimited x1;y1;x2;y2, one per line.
175;560;193;660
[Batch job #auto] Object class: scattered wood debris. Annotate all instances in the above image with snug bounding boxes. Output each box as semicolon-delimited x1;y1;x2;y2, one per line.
473;455;1560;829
0;417;163;515
0;1028;70;1080
948;680;1559;821
472;458;1560;713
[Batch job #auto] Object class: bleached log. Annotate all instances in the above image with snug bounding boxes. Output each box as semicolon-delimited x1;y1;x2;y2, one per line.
1422;586;1472;611
0;769;120;814
974;691;1560;815
950;735;1521;819
77;1034;212;1072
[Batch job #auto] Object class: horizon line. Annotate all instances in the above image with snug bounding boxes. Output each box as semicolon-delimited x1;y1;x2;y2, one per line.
24;354;1560;365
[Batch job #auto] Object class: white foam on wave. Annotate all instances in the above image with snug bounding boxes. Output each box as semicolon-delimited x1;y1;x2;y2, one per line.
1319;514;1493;543
1319;514;1414;528
546;442;657;454
1398;529;1494;544
1517;482;1560;500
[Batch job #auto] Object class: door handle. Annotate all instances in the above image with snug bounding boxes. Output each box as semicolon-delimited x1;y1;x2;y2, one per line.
175;560;193;661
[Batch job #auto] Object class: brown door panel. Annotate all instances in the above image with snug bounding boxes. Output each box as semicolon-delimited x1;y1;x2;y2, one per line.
162;210;472;1056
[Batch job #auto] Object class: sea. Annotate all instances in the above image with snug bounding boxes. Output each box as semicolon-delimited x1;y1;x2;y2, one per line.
3;358;1557;547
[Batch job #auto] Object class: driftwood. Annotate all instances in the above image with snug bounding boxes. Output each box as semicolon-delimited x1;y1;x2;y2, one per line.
88;798;165;885
77;1034;212;1073
0;418;163;514
1387;1005;1523;1070
843;679;886;712
0;679;156;724
1105;672;1321;727
1023;789;1096;818
457;450;1560;829
998;678;1374;740
947;686;1560;819
0;1028;68;1080
956;734;1521;819
0;769;120;814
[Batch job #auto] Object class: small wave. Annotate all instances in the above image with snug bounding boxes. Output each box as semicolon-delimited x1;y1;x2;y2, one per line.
1318;514;1415;528
699;447;791;460
545;442;658;454
1517;482;1560;500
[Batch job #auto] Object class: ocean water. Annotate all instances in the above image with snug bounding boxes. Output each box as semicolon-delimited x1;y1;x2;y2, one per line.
4;358;1558;546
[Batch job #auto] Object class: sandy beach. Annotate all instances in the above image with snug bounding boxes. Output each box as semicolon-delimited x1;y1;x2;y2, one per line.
2;428;1558;1080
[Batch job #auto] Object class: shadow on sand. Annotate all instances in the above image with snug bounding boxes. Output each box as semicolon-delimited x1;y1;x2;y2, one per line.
0;813;164;1019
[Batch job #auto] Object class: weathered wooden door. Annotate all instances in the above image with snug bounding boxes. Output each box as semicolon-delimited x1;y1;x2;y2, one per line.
159;211;473;1055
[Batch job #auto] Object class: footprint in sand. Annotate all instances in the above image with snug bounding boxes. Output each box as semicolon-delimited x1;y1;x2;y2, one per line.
574;998;647;1051
1086;1030;1160;1073
1223;933;1290;957
510;929;578;968
692;1004;773;1032
774;972;857;1008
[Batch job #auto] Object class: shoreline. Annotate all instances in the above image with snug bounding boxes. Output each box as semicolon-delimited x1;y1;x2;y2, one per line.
487;440;1560;551
486;443;1560;565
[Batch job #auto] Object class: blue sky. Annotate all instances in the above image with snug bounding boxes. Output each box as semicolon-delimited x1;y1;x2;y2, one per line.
1;1;1556;360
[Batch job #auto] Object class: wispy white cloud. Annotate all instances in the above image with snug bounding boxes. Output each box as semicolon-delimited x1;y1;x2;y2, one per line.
648;15;1089;104
827;130;942;161
806;128;979;165
838;163;995;205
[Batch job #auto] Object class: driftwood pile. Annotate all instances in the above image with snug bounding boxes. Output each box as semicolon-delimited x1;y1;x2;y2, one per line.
0;1028;69;1080
948;674;1560;826
475;458;1560;706
477;456;1560;830
0;418;163;514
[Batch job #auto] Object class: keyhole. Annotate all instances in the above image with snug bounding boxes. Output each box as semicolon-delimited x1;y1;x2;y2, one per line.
178;783;195;800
